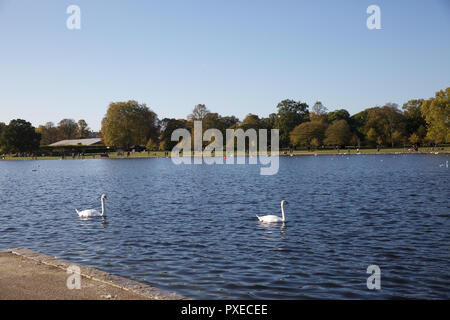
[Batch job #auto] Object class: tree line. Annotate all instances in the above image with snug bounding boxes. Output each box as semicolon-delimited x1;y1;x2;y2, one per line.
0;86;448;154
0;119;95;153
36;119;95;145
100;87;449;150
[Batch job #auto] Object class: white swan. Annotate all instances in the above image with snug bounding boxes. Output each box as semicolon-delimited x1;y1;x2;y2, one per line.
257;200;287;223
76;194;107;218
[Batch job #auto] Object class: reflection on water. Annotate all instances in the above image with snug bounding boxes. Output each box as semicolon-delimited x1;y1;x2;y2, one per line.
0;154;449;299
257;222;286;238
77;217;108;229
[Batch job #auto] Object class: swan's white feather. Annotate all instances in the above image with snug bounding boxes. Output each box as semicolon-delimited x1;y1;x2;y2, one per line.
75;194;107;218
257;215;283;223
76;209;102;217
256;200;287;223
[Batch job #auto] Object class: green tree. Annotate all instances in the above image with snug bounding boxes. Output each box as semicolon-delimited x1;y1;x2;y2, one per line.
310;101;328;122
409;133;420;145
101;100;159;148
239;114;264;131
188;104;210;121
324;120;351;147
57;119;79;140
204;113;227;132
146;138;158;151
421;87;449;144
0;119;41;153
0;122;5;152
364;105;406;147
350;134;360;147
159;118;186;151
290;121;327;147
366;127;378;146
392;130;405;146
416;125;427;143
262;113;277;130
77;119;91;138
275;99;309;147
36;122;59;145
0;122;6;144
382;104;406;147
200;113;230;148
328;109;350;124
402;99;426;138
221;116;240;129
310;137;320;149
349;109;370;144
233;114;265;151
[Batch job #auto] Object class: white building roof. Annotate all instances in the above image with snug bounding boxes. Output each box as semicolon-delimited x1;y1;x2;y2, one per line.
49;138;103;146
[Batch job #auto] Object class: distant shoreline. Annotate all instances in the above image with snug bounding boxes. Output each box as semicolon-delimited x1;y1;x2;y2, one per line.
1;150;449;161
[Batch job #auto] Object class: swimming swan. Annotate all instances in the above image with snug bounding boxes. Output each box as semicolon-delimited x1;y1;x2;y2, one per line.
257;200;287;223
76;194;107;218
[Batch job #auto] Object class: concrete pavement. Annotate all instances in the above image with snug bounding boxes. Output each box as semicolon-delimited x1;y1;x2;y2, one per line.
0;248;185;300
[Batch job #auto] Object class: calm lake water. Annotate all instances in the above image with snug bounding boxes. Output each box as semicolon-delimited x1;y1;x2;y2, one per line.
0;154;449;299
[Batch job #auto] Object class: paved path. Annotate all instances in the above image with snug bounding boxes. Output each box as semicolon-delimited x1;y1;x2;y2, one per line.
0;249;185;300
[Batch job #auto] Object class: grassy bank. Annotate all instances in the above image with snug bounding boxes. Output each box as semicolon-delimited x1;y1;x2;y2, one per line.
1;147;449;161
292;146;450;155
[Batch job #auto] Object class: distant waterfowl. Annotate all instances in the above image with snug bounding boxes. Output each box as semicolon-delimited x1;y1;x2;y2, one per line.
257;200;287;223
76;194;107;218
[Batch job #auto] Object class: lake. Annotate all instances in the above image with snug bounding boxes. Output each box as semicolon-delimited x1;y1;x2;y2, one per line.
0;154;449;299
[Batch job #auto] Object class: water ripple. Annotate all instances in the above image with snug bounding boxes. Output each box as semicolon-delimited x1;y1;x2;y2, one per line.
0;154;449;299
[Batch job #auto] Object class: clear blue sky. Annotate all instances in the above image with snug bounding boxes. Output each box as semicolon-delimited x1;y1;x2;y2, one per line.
0;0;449;131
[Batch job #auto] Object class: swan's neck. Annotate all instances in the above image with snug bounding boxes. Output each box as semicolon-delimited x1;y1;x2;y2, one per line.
281;202;285;221
101;198;105;216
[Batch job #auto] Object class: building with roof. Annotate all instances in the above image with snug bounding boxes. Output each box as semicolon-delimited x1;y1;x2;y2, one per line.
48;138;103;147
